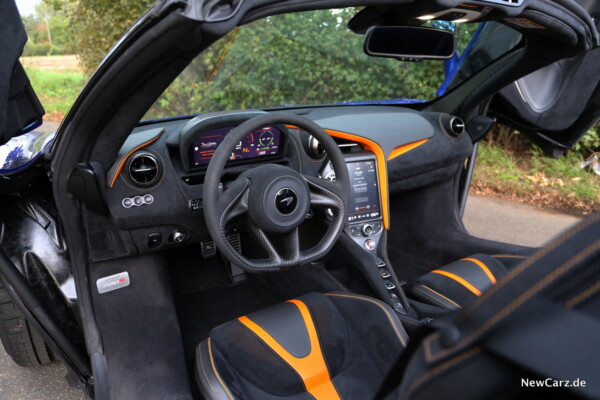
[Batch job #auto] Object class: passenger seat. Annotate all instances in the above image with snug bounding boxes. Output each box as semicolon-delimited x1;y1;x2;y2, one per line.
410;254;509;311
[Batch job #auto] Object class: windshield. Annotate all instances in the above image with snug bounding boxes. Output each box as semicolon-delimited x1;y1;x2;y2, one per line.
144;9;517;120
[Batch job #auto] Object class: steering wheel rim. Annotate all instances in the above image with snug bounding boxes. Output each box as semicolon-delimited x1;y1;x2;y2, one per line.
203;113;349;272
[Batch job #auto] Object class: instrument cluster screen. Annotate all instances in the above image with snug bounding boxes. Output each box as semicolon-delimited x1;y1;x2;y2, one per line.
347;160;381;223
190;125;282;167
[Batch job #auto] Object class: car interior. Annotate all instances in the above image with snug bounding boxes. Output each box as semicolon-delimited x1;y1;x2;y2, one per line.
96;103;537;398
2;0;599;399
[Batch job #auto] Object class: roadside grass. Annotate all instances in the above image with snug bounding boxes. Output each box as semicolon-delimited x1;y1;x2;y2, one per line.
24;67;86;121
472;143;600;215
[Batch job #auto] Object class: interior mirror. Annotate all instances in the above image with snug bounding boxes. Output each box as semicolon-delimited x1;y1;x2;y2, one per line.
364;26;456;61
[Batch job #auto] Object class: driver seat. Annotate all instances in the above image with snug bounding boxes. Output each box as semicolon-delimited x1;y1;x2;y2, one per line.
195;292;408;400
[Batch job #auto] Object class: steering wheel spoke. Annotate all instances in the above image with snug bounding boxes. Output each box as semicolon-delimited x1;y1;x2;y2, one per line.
247;224;301;265
247;223;280;261
281;227;300;261
218;178;250;227
303;175;346;211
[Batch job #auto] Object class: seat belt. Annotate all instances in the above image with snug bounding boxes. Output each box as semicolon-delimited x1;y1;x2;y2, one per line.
484;297;600;399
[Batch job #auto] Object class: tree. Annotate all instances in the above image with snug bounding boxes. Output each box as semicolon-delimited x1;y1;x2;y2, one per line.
145;9;448;119
21;2;72;56
46;0;152;70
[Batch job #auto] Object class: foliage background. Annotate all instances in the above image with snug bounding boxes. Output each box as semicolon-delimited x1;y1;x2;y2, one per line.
25;1;600;160
145;9;452;119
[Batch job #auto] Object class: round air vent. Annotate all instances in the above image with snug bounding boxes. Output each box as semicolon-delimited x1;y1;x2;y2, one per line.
448;116;465;137
306;135;326;158
128;153;161;187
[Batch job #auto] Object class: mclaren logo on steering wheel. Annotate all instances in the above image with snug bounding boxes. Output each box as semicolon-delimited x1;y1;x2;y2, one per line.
275;188;298;215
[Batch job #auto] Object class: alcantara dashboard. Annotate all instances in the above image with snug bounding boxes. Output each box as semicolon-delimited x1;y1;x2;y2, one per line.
103;106;473;257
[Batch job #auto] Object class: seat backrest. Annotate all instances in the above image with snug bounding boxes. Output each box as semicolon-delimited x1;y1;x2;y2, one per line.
388;212;600;400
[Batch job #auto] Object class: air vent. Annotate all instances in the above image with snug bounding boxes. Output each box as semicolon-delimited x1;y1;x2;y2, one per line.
339;142;360;152
442;115;465;137
449;117;465;137
128;153;160;187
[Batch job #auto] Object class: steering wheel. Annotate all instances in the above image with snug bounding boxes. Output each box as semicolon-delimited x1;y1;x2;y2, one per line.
203;113;349;272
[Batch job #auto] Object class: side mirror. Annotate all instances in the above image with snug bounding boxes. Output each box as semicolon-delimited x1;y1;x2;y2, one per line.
364;26;456;61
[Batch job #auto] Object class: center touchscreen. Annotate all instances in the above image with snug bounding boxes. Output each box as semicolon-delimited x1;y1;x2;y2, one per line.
347;160;381;223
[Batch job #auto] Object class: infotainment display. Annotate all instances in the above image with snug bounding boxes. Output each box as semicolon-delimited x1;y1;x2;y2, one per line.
190;125;282;168
347;160;381;223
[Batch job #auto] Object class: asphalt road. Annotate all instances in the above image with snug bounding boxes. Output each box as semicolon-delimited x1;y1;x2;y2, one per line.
463;195;581;247
0;345;82;400
0;194;582;399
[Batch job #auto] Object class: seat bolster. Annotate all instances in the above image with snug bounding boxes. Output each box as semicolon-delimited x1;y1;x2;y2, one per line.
411;284;461;311
195;338;235;400
325;292;409;348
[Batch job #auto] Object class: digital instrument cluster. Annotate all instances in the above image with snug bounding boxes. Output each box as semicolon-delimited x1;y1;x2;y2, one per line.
189;125;282;168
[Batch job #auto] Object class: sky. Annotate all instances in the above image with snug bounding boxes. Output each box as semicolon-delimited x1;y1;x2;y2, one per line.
15;0;42;16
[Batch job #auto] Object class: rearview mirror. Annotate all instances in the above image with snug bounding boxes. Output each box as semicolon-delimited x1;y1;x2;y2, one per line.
364;26;456;61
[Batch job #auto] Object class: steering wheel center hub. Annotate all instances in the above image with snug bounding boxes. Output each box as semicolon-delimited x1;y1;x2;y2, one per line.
275;188;298;214
248;165;310;234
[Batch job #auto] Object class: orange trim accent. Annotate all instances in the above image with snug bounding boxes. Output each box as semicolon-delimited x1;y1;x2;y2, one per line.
286;125;389;230
238;300;341;400
461;257;497;284
108;135;162;188
431;270;482;296
387;139;429;160
459;3;479;8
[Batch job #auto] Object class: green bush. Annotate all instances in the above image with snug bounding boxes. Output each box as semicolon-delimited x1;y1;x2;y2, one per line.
575;124;600;156
22;42;52;56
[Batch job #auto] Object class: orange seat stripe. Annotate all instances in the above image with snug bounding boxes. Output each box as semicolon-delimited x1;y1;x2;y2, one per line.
431;270;482;296
238;300;340;400
461;257;497;284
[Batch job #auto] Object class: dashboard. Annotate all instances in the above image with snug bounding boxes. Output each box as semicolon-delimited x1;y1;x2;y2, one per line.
102;106;473;256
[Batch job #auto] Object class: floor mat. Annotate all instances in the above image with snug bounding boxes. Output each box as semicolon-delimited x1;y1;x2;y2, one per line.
176;278;281;368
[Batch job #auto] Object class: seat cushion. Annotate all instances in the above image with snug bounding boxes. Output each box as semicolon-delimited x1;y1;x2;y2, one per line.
410;254;508;311
195;292;408;400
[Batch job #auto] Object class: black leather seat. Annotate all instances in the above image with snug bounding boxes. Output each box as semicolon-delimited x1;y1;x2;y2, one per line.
195;292;409;400
195;214;600;400
410;253;509;311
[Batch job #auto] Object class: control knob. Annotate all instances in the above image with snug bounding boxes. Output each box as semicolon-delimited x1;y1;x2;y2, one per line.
362;223;375;236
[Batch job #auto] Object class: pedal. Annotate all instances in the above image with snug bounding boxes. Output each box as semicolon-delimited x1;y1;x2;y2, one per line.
200;240;217;258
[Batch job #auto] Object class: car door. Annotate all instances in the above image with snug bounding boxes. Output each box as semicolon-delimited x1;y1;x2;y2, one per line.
0;0;49;184
0;0;45;145
492;45;600;156
489;1;600;156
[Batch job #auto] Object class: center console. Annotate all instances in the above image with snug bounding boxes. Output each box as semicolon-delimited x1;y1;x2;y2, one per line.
321;152;411;315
